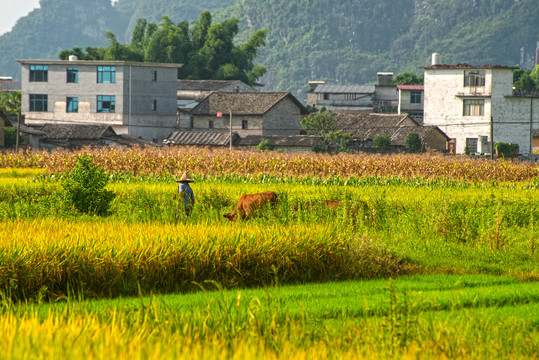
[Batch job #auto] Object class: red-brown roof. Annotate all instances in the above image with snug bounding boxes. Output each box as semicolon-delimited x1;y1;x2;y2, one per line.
423;64;514;70
396;85;424;91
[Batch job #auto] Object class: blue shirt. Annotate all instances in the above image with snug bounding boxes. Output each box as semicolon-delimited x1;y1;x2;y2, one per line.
178;182;195;211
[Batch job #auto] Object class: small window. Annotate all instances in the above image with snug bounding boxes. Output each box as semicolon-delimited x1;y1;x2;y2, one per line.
242;120;248;130
464;70;485;87
97;95;115;113
29;65;48;82
66;97;78;113
151;70;157;81
152;100;157;111
463;99;484;116
209;120;214;129
29;94;48;111
410;91;422;104
97;66;116;83
67;67;78;83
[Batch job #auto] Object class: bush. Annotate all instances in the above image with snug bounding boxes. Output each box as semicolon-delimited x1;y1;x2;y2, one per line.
494;142;518;158
3;127;24;147
60;155;115;215
256;139;273;151
372;134;391;148
405;132;422;153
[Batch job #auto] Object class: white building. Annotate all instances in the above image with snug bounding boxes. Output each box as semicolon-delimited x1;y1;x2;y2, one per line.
423;54;539;155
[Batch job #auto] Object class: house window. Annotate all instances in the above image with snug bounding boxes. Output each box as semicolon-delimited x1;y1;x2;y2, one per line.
463;99;484;116
151;100;157;111
242;120;248;130
97;66;116;83
97;95;115;113
151;70;157;81
209;120;214;129
464;70;485;87
66;97;78;113
410;91;422;104
67;67;78;83
465;138;478;154
29;94;48;111
29;65;48;82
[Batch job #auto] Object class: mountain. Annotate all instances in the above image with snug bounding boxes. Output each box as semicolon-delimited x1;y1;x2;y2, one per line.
1;0;538;99
219;0;539;96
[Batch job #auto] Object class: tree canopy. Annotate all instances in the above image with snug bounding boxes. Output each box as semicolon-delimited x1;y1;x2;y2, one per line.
58;11;268;86
394;72;424;85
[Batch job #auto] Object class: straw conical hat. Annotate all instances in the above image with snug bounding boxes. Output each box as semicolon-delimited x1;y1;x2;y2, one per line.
176;172;194;183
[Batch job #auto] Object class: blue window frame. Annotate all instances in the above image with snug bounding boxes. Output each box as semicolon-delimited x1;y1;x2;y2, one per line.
29;65;48;82
66;97;78;113
97;66;115;83
97;95;115;113
410;91;422;104
67;67;78;83
29;94;48;111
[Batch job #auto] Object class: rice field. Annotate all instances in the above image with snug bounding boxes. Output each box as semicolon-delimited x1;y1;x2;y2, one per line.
0;147;538;359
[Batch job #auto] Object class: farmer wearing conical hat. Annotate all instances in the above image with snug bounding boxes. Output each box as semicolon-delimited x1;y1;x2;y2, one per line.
177;172;195;218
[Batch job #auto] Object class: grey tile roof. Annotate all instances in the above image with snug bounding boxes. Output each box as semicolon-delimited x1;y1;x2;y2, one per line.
164;130;237;146
177;80;244;91
237;135;322;147
313;84;375;94
190;92;309;116
39;123;116;140
0;81;21;92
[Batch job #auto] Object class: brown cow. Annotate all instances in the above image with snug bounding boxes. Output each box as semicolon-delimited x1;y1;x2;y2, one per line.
223;191;279;221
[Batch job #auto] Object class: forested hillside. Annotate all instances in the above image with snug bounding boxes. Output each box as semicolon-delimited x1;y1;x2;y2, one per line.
1;0;537;98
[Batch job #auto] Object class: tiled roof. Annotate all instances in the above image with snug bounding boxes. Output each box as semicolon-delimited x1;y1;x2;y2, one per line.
0;80;21;92
313;84;375;94
390;126;449;146
164;130;237;146
397;85;424;91
334;113;418;141
39;123;116;140
190;92;309;116
237;135;322;147
177;80;245;91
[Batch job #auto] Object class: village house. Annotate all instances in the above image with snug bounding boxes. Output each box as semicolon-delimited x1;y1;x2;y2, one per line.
333;112;449;152
18;57;182;144
397;84;424;121
423;53;539;155
181;92;309;136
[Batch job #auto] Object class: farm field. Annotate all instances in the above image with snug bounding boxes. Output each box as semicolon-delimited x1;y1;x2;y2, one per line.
0;147;538;359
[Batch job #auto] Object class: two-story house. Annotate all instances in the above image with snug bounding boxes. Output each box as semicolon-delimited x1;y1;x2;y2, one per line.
423;54;539;155
397;85;424;121
18;57;182;143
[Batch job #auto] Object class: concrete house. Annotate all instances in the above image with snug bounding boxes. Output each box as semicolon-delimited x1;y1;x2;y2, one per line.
184;92;309;136
397;85;424;121
18;58;182;143
423;54;539;155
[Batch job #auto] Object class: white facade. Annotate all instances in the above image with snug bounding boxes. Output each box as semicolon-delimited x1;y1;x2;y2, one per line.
424;65;539;155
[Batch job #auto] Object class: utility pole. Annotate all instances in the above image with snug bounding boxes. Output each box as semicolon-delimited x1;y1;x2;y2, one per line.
16;109;20;152
229;110;232;150
490;115;494;160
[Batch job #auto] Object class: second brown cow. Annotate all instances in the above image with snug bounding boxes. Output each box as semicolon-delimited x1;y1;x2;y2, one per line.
223;191;279;221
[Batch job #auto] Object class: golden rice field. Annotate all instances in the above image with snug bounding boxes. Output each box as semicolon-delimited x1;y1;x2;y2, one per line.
0;147;538;359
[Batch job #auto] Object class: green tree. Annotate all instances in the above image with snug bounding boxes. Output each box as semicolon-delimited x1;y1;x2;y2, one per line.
372;134;391;148
530;65;539;89
514;72;536;90
394;72;424;85
405;132;422;153
61;155;115;215
0;90;21;115
300;111;351;153
57;11;268;86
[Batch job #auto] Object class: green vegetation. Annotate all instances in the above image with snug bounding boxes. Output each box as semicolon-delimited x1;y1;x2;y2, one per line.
372;134;391;148
405;132;422;153
60;155;115;215
58;11;268;85
394;72;424;85
300;111;351;153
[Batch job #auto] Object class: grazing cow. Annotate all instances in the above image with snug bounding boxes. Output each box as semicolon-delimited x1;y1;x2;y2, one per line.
293;199;342;212
223;191;279;221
